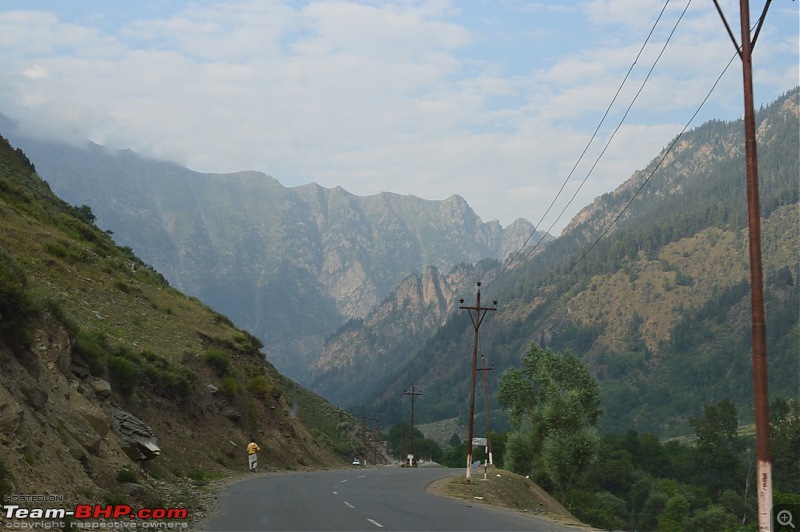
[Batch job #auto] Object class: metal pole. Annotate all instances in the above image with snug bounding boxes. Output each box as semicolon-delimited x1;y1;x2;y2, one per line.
737;2;772;528
711;3;773;527
459;282;496;482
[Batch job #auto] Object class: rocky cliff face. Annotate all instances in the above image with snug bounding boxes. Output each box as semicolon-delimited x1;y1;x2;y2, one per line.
0;130;547;383
308;259;501;407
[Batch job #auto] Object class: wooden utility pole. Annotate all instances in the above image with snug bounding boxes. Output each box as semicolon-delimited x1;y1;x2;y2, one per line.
403;384;422;466
459;282;497;483
360;416;371;464
372;417;380;466
332;407;340;449
479;356;495;466
712;1;773;529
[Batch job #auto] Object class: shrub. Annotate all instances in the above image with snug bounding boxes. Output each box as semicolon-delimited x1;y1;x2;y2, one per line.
43;241;68;258
115;467;136;483
0;458;14;497
248;375;272;399
204;349;232;377
0;246;37;347
211;312;234;328
73;330;111;376
108;356;139;396
219;376;242;395
235;331;264;352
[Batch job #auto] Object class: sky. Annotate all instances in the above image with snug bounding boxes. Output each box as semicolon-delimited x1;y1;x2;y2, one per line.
0;1;797;234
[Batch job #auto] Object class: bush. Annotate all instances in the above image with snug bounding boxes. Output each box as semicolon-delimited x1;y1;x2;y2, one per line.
0;458;14;497
235;331;264;352
73;330;111;376
115;467;136;483
143;364;196;401
108;356;139;396
219;376;242;395
0;246;37;347
248;375;272;399
204;349;232;377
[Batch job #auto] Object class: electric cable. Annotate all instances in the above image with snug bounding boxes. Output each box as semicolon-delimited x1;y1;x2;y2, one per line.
486;0;675;288
565;50;739;275
508;0;693;275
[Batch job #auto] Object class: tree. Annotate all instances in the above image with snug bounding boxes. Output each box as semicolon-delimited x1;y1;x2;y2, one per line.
771;397;800;493
498;343;602;506
689;398;742;493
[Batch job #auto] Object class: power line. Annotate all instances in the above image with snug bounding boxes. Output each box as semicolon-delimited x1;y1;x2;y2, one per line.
564;4;773;276
565;51;737;275
487;0;677;288
490;0;694;288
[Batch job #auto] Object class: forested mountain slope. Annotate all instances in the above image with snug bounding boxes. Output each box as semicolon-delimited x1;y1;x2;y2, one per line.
357;88;799;436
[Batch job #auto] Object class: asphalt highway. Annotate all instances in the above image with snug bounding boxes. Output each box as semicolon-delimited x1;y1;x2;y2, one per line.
202;466;582;531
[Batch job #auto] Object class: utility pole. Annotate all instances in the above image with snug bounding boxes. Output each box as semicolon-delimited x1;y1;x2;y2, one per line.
459;282;497;483
478;356;495;466
372;417;380;466
332;407;340;449
360;416;370;464
403;384;422;466
713;2;773;529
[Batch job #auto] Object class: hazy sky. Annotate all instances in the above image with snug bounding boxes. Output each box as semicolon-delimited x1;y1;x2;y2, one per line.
0;1;797;233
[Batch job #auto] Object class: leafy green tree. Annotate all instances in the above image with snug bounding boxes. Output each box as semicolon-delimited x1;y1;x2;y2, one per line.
498;343;602;506
689;398;742;493
657;493;689;531
771;397;800;493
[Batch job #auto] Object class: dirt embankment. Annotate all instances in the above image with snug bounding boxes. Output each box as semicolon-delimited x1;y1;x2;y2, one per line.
426;467;593;529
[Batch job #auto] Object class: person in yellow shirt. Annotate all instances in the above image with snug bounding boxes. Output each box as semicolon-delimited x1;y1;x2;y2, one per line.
247;438;260;472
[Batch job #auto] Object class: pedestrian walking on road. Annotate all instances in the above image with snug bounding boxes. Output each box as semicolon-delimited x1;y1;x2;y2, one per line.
247;438;260;472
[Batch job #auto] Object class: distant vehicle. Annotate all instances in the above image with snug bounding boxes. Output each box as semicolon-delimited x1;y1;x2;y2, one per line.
352;458;361;466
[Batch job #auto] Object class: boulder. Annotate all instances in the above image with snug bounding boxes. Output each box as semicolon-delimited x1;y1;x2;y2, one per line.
87;378;112;399
56;411;102;455
0;385;23;437
76;405;110;438
109;406;160;461
35;326;72;375
20;383;48;410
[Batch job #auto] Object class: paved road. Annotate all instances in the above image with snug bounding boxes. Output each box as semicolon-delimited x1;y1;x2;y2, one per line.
202;466;581;531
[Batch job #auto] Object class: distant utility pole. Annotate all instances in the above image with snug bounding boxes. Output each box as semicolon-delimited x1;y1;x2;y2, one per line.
372;417;380;466
403;384;422;465
459;282;497;483
713;2;773;529
361;416;375;465
478;356;495;466
332;407;341;449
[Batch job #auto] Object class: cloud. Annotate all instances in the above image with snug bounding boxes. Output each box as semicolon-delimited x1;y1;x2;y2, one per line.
23;65;48;79
0;0;796;232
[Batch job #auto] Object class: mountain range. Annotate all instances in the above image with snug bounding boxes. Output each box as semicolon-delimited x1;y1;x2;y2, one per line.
2;87;798;438
0;114;546;384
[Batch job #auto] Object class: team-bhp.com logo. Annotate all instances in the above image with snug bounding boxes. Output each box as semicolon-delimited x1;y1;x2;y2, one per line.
2;500;189;529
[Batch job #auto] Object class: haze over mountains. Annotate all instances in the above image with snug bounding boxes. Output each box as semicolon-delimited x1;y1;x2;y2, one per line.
2;87;798;437
0;113;547;383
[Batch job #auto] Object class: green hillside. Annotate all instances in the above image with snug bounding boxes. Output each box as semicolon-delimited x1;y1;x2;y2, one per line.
359;88;799;437
0;134;376;512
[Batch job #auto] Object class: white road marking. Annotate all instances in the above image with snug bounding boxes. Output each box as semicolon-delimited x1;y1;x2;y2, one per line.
367;519;384;528
333;491;338;495
344;502;355;509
